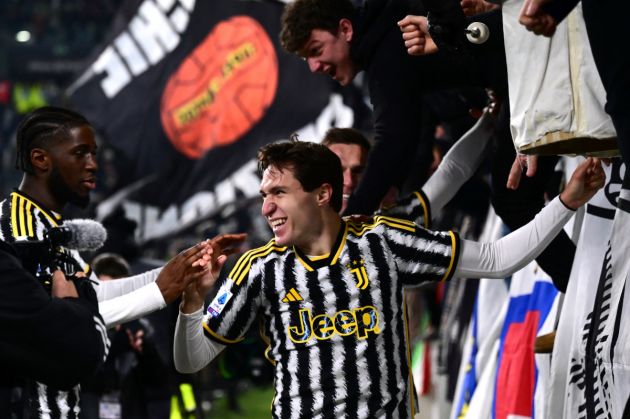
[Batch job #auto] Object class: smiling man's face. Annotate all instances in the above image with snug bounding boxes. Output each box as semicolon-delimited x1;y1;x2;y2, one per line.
301;20;357;86
326;143;366;213
260;165;325;248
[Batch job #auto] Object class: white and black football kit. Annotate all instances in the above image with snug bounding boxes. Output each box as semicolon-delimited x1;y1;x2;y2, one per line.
0;190;163;418
202;217;458;418
175;196;576;419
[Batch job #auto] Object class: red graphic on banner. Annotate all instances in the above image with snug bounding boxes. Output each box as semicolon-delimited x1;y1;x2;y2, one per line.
161;16;278;159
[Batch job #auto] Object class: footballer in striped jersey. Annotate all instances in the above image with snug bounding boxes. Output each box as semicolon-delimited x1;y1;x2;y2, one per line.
176;140;603;419
204;215;458;418
199;140;458;418
2;106;234;419
0;108;99;418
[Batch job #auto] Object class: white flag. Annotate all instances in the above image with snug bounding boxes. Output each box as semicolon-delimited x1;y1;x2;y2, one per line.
547;161;624;418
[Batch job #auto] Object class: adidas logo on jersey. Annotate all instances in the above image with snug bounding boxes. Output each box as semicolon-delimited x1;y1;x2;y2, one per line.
282;288;303;303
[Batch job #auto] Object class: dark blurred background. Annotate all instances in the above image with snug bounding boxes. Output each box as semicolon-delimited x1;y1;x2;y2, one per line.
0;0;124;195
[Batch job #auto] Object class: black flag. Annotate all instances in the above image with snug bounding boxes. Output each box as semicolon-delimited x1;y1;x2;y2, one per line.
66;0;369;242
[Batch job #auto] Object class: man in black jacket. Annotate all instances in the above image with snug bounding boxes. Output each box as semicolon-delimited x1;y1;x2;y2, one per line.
279;0;576;292
0;240;109;413
280;0;506;216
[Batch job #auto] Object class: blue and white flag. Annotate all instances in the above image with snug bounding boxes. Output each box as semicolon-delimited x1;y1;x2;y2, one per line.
450;208;508;419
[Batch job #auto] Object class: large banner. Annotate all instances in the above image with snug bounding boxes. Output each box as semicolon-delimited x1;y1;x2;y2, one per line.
546;160;625;418
502;0;617;156
66;0;369;242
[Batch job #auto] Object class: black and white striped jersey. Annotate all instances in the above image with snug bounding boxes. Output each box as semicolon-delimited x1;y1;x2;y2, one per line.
0;190;91;419
0;190;63;240
378;190;431;228
203;216;459;419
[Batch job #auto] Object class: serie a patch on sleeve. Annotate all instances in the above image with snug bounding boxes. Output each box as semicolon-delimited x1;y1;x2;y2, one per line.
207;282;233;318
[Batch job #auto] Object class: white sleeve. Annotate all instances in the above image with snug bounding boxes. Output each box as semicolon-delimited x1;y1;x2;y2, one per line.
174;307;226;373
98;283;166;328
93;267;166;328
421;110;495;218
94;267;162;301
455;197;574;278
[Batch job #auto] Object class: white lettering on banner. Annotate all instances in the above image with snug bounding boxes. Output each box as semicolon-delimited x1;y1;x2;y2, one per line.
181;192;216;225
99;94;354;242
156;0;177;10
92;47;132;98
121;160;261;242
114;32;149;76
71;0;196;99
130;1;180;64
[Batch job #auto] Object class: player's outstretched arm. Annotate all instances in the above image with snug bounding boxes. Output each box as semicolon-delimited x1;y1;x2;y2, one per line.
95;241;212;328
455;158;605;278
97;234;245;328
174;306;226;373
181;233;246;313
174;233;245;373
422;104;496;217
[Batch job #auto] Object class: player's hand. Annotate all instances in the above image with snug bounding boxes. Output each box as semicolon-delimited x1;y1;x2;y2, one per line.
195;233;246;294
51;270;79;298
181;233;246;313
519;0;558;37
507;154;538;190
484;89;500;117
559;157;605;209
398;15;438;56
157;241;215;304
471;89;501;119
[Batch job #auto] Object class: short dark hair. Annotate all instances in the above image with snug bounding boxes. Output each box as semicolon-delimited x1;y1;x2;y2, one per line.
15;106;91;174
322;127;371;153
92;253;131;279
280;0;356;53
258;137;343;212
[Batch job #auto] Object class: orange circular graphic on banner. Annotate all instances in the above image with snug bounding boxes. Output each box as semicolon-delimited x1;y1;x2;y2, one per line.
161;16;279;159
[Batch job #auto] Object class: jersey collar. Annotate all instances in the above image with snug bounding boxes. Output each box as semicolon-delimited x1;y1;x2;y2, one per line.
294;220;348;271
12;189;62;226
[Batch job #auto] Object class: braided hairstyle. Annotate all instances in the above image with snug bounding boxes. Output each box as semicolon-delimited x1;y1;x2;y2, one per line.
15;106;90;174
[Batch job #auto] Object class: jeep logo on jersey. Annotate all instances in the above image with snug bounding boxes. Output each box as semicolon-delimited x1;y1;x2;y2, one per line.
160;15;279;159
288;306;381;344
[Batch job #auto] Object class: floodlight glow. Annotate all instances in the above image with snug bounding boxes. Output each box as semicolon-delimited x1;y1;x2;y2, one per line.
16;31;31;43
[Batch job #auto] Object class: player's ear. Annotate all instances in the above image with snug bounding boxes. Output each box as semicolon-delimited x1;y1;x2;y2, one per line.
317;183;333;207
30;148;50;173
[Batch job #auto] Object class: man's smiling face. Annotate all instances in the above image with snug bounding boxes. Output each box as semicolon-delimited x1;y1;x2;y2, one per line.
301;20;357;86
260;165;323;248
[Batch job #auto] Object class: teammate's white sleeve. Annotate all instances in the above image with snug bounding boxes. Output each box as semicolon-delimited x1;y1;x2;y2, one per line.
93;268;166;328
174;307;226;373
422;110;494;217
455;196;574;278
